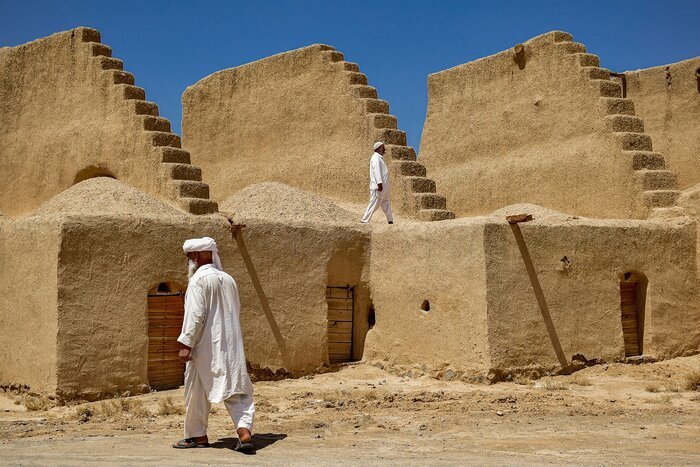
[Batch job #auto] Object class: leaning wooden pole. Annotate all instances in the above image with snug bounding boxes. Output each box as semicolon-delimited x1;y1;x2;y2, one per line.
228;219;292;370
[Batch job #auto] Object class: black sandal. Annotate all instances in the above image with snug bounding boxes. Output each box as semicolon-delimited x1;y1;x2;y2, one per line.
234;438;255;454
172;437;210;449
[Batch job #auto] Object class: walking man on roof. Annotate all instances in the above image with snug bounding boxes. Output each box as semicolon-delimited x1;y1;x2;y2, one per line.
360;141;394;224
172;236;255;454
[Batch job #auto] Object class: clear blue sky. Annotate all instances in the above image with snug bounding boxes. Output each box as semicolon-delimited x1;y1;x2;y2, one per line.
2;0;699;149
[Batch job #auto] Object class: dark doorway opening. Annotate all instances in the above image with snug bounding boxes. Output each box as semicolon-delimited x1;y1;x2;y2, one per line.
620;272;647;357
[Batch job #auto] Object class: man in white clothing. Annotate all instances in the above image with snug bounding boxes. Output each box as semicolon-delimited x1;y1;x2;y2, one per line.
360;141;394;224
172;237;255;453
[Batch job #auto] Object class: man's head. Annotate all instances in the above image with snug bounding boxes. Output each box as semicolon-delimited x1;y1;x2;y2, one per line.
373;141;385;155
186;251;213;278
182;237;222;279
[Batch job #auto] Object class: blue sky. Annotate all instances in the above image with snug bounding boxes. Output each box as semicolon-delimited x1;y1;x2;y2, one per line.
2;0;699;149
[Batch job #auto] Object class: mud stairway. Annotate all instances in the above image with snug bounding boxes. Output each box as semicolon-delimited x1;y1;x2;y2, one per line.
553;32;681;217
320;46;455;221
77;27;218;215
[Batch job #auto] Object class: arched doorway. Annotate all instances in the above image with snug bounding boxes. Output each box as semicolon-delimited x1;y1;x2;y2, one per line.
619;271;647;357
147;282;186;390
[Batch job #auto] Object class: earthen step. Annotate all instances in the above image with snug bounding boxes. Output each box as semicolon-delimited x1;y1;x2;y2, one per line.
418;209;456;222
94;56;123;71
352;85;378;99
415;193;446;210
581;66;610;80
574;53;600;67
626;151;666;170
161;163;202;181
600;97;635;115
322;51;344;62
636;170;678;190
88;42;112;57
648;207;687;220
128;100;159;116
158;147;191;164
141;115;171;132
593;79;622;98
369;113;397;129
362;98;389;114
346;72;368;85
605;115;644;132
556;42;586;54
406;176;436;193
110;70;135;85
342;62;359;72
180;197;218;215
117;84;146;100
147;131;181;148
172;180;209;199
393;160;426;177
384;144;415;161
644;190;680;208
77;27;100;43
552;31;574;42
316;44;335;51
375;128;407;146
615;132;652;151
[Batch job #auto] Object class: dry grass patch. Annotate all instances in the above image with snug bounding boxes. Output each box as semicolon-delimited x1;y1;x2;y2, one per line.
569;375;593;387
542;379;569;391
158;397;185;416
12;393;55;411
645;384;661;393
685;371;700;391
75;398;153;422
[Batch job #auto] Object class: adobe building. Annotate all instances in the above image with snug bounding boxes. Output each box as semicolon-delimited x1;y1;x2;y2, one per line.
0;27;697;399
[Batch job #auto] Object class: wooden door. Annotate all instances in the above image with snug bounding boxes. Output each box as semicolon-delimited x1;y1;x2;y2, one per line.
620;280;640;357
327;286;354;364
148;293;185;389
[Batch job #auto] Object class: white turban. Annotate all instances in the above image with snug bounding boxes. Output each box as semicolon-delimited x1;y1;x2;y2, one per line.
183;236;223;271
373;141;384;151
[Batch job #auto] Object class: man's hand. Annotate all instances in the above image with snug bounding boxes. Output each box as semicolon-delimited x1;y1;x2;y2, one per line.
178;347;192;363
377;183;383;192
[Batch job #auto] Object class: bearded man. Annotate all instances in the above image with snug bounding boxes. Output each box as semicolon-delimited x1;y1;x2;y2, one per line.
172;237;255;453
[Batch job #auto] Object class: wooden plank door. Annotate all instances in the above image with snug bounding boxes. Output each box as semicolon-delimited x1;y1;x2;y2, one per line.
620;281;640;357
327;286;354;364
148;293;185;389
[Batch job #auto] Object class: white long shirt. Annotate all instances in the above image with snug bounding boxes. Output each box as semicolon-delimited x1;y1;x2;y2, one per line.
178;264;254;402
369;151;391;199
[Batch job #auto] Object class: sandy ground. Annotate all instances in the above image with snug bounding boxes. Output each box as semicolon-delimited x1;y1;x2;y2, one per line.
1;356;699;466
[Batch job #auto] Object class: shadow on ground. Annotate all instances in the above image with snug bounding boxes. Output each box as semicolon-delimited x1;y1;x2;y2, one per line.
211;433;288;454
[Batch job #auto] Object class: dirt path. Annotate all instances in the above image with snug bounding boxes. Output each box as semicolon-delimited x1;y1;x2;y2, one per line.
1;356;699;465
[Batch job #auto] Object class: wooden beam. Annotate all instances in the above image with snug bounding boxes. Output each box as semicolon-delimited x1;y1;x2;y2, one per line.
506;213;533;225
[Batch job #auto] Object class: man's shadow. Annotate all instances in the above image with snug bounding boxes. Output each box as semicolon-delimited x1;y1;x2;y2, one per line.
210;433;287;455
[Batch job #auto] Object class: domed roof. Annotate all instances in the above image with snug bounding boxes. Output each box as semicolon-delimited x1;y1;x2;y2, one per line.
220;182;356;223
29;177;184;217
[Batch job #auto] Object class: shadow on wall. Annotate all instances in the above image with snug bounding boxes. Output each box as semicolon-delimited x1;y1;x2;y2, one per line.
509;223;568;367
232;229;292;370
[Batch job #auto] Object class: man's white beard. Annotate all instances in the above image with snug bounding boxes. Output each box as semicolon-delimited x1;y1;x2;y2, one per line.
187;259;198;280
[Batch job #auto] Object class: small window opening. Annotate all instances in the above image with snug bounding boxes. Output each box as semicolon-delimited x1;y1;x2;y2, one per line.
367;304;376;329
420;299;430;312
73;165;116;185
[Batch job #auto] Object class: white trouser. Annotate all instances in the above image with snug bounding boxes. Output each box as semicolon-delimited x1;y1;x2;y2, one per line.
183;369;255;438
360;189;393;223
